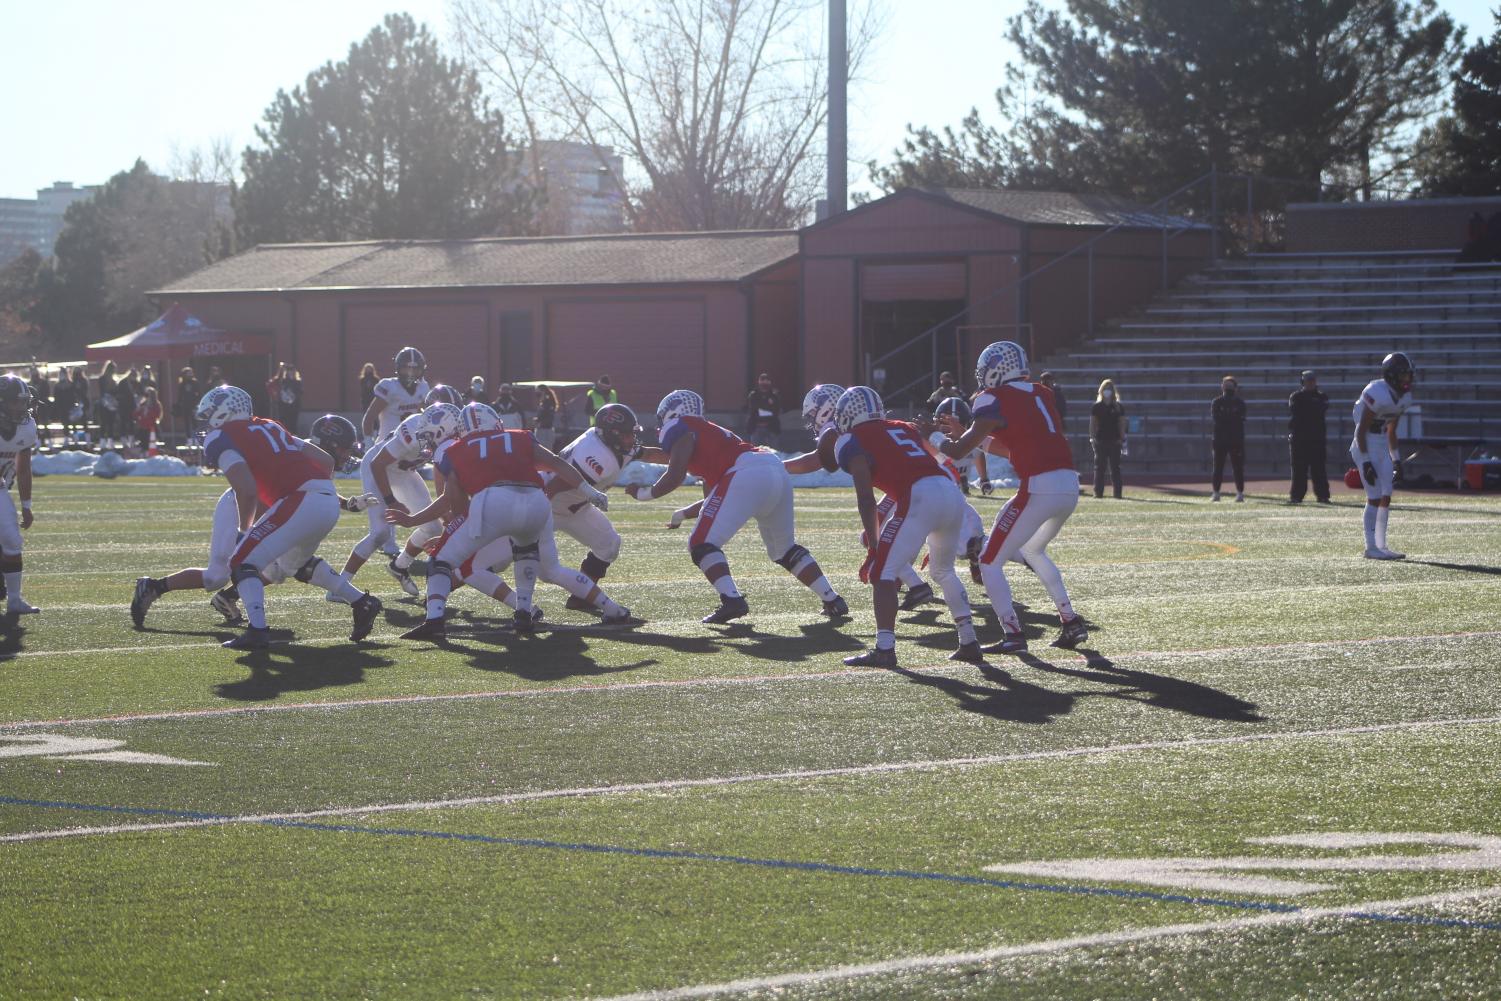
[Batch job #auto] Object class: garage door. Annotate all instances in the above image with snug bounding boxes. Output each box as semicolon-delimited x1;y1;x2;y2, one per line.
344;301;491;407
860;261;966;303
547;299;704;418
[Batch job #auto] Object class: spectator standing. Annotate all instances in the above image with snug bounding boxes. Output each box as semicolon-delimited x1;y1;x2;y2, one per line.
28;364;52;448
533;383;558;448
586;375;617;424
465;376;490;406
1288;370;1331;504
53;367;75;444
266;362;289;423
925;371;964;411
173;366;199;444
1089;379;1126;499
133;386;163;454
281;368;304;431
70;368;91;444
744;373;782;447
97;362;122;449
359;362;380;409
493;383;524;427
1039;371;1067;422
113;368;140;449
1211;375;1247;502
138;365;158;394
207;365;226;387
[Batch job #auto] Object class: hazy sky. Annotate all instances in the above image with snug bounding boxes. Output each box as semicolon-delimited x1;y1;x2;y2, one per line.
2;0;1495;201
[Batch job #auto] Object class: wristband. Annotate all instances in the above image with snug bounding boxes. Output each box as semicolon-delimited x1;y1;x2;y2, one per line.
383;494;397;505
21;500;32;511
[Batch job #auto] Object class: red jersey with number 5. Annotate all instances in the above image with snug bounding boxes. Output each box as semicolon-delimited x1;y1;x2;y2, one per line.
203;418;325;506
835;419;947;497
658;415;759;490
971;382;1073;478
436;428;543;494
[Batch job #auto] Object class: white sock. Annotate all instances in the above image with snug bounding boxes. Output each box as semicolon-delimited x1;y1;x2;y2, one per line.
1364;505;1379;549
1376;506;1390;550
956;616;977;646
394;550;415;570
425;573;452;620
806;574;838;602
875;629;895;651
712;574;740;598
3;571;21;603
514;557;538;615
306;559;362;604
238;577;267;629
980;561;1021;633
596;593;624;616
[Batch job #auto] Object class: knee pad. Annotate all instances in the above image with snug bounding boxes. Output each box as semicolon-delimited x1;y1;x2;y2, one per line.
775;544;810;572
581;552;612;580
430;559;456;584
231;563;261;584
512;542;540;561
294;557;324;584
690;542;723;568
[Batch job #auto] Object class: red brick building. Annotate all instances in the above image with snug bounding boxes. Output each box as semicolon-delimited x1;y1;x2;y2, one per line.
151;188;1210;418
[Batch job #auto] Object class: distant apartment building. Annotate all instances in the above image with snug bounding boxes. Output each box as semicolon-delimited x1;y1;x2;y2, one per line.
529;140;627;235
0;181;98;264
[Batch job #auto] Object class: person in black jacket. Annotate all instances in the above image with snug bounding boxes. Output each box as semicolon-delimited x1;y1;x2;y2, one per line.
1211;375;1247;502
1288;370;1330;504
1089;378;1125;498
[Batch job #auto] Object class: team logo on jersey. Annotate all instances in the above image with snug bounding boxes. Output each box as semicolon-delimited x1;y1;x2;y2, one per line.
585;455;607;477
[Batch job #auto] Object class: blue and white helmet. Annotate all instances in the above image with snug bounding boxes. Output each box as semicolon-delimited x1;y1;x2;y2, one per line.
656;389;704;425
834;386;884;434
195;385;253;432
459;402;503;433
802;383;844;430
422;403;463;444
975;341;1029;390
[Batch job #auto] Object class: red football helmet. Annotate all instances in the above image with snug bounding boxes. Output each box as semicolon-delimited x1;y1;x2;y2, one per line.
1344;467;1362;490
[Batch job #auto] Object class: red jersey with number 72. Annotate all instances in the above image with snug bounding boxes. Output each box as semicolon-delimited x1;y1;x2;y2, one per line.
835;419;947;497
971;382;1073;478
202;418;326;507
436;429;543;494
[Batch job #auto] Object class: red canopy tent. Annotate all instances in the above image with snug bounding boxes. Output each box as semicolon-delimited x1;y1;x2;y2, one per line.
85;304;273;364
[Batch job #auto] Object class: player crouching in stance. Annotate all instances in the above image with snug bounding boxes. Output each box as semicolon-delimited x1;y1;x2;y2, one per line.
197;387;382;650
835;387;982;668
388;423;609;640
131;415;377;629
941;341;1087;654
0;374;40;615
629;389;847;625
1352;352;1415;560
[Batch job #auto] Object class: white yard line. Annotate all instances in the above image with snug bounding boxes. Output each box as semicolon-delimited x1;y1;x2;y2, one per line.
5;627;1500;731
6;713;1500;844
598;886;1501;1000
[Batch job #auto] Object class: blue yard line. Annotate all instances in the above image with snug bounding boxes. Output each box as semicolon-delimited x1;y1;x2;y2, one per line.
5;794;1500;932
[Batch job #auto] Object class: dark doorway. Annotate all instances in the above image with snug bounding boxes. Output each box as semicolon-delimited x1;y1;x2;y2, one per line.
859;299;964;412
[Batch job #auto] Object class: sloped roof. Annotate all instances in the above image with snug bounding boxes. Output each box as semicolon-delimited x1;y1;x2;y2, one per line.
154;230;799;295
921;188;1207;229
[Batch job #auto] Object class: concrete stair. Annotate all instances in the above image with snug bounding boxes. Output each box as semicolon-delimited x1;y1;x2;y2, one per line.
1036;251;1501;479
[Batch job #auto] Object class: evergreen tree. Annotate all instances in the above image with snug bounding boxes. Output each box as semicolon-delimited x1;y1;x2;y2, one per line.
1420;13;1501;195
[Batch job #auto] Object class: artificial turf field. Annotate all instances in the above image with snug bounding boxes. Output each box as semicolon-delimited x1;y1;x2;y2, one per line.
2;476;1500;1000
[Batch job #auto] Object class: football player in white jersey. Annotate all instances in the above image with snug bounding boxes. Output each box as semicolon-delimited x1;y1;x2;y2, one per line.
336;404;459;595
1351;352;1415;560
362;346;431;442
132;415;374;628
0;375;39;615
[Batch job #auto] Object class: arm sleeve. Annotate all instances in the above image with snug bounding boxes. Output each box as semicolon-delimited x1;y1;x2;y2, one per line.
835;433;869;474
972;392;1002;422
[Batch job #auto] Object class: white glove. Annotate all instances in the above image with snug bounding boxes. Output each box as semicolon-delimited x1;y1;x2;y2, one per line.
344;492;381;512
584;485;609;512
630;484;654;502
668;508;686;529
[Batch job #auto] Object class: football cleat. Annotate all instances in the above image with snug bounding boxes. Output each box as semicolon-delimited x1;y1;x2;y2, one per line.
400;617;447;642
703;594;750;624
350;593;382;642
1235;492;1245;503
131;577;161;628
899;582;935;610
603;607;644;626
1363;547;1401;560
513;608;537;636
211;588;245;626
1381;548;1406;560
981;631;1028;655
222;626;271;650
1211;491;1222;502
386;556;419;597
6;600;40;616
565;595;601;615
843;646;897;668
950;641;985;664
822;595;850;619
1052;617;1089;650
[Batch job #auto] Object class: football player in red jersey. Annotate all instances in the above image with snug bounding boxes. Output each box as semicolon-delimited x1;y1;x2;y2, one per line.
386;426;608;640
197;387;382;650
941;341;1088;654
835;387;982;667
628;389;847;625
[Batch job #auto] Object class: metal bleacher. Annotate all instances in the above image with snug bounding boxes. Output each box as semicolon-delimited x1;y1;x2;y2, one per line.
1034;250;1501;478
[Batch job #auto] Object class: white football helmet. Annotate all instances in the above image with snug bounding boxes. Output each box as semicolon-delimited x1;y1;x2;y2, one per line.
975;341;1029;390
802;383;845;430
656;389;704;425
422;403;463;444
195;385;253;432
834;386;884;433
459;402;503;433
397;412;439;458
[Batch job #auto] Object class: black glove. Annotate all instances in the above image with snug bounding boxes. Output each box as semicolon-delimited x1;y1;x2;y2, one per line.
1362;461;1377;486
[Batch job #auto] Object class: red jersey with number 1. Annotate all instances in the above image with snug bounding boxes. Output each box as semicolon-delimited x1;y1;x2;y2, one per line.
971;382;1073;479
657;415;759;491
203;418;325;507
836;419;947;497
436;428;543;494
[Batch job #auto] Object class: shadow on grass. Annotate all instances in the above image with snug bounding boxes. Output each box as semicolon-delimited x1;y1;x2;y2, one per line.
1403;559;1501;577
890;663;1075;725
0;614;27;659
216;640;398;702
1021;648;1265;724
